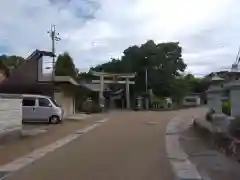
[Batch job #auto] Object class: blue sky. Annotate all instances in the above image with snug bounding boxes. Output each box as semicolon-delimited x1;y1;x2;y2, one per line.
0;0;240;76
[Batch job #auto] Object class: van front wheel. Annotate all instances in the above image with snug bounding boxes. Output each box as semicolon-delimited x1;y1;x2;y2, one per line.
49;116;60;124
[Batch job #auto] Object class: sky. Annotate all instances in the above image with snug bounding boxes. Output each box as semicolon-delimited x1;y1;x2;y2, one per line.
0;0;240;76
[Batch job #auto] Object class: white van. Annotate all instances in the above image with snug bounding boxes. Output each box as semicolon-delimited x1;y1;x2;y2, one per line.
22;94;64;124
183;96;201;106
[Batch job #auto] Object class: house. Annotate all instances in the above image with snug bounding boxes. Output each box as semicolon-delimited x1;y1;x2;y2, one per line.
0;50;91;117
204;71;228;80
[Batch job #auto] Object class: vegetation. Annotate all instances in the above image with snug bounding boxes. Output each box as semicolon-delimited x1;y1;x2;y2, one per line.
82;99;102;113
222;100;231;116
89;40;207;101
91;40;186;97
0;40;208;102
0;55;25;69
55;52;78;78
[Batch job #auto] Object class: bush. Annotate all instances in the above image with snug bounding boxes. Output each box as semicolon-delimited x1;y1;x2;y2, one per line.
91;104;102;113
222;100;231;116
82;100;93;113
82;100;102;114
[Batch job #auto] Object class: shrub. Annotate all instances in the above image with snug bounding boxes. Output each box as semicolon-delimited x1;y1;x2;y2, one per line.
91;104;102;113
82;100;102;114
222;100;231;116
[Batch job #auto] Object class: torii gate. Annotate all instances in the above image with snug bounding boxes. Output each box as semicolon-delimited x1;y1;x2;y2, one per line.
91;71;135;109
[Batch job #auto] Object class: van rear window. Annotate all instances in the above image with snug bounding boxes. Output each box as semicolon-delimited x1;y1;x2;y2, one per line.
22;98;36;106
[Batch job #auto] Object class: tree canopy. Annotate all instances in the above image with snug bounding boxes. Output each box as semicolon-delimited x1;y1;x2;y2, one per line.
0;55;25;69
91;40;188;99
55;52;78;78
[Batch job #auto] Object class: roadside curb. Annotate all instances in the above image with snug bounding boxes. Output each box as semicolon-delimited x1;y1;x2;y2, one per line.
67;114;90;121
166;117;203;180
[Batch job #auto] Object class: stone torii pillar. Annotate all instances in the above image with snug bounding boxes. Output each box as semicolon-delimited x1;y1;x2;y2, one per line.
125;77;130;109
99;74;105;106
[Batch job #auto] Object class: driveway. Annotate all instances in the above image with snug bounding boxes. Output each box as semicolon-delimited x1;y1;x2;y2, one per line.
4;108;204;180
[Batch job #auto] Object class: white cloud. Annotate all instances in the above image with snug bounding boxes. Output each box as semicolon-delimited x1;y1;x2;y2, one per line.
0;0;239;75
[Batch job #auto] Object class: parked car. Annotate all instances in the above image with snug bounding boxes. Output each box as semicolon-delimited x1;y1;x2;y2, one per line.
22;94;64;124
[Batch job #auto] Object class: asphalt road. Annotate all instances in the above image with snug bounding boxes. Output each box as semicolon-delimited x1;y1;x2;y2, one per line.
7;108;204;180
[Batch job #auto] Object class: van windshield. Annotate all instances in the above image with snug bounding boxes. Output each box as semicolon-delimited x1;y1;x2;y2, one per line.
50;97;61;107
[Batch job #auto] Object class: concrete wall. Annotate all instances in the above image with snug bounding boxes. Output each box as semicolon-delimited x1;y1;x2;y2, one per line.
230;89;240;117
54;90;74;118
0;97;22;132
63;92;74;117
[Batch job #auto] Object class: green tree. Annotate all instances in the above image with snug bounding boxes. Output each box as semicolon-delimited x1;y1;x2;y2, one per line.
0;55;25;69
170;77;189;103
55;52;77;78
91;40;187;97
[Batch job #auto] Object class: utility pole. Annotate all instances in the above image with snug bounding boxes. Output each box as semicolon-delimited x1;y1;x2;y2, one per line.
144;57;148;93
145;68;148;93
145;68;149;110
144;56;149;110
47;24;61;82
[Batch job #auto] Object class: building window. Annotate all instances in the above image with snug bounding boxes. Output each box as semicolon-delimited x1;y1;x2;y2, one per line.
22;98;36;106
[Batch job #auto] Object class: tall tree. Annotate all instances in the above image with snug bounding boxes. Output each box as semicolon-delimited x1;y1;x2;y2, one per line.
91;40;187;97
55;52;77;78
